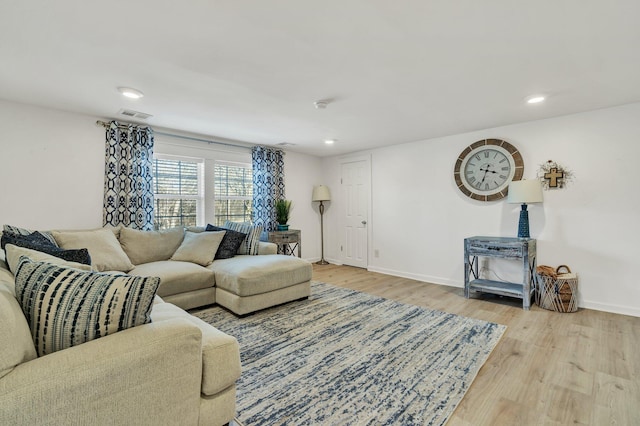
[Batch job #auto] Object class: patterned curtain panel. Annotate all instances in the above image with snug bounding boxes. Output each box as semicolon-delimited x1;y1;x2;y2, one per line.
103;121;155;230
252;146;285;232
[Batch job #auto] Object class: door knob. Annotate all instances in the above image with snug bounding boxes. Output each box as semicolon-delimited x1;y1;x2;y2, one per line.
361;220;367;225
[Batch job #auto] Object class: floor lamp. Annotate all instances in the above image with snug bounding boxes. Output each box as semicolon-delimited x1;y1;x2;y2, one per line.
312;185;331;265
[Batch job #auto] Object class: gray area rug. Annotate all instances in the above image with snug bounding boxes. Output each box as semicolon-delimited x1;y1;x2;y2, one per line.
193;282;506;426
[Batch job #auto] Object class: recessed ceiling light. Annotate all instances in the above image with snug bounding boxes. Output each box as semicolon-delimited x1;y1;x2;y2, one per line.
324;139;335;145
118;87;144;99
526;95;545;104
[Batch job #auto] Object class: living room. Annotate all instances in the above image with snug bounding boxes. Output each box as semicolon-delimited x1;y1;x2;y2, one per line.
2;89;639;318
1;1;639;425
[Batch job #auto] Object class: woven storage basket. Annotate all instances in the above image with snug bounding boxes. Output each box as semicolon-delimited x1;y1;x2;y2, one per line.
536;265;578;313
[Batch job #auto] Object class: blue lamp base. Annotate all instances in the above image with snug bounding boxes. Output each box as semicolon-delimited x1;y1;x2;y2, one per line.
517;203;530;239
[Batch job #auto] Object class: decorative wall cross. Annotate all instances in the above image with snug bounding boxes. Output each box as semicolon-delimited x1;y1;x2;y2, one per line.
537;160;574;190
544;167;564;188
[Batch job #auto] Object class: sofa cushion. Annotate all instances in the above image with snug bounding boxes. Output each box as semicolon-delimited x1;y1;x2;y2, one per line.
3;224;58;246
52;228;134;272
211;255;312;297
119;226;185;265
257;241;278;255
129;260;216;297
0;258;12;284
0;280;37;379
223;221;263;255
14;258;160;356
170;231;226;267
1;232;91;271
5;244;93;274
205;224;246;259
151;302;241;396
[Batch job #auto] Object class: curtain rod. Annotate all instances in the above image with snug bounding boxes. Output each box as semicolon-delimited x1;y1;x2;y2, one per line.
95;120;253;151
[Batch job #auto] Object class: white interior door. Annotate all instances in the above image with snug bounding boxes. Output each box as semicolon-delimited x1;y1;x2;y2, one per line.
342;160;369;268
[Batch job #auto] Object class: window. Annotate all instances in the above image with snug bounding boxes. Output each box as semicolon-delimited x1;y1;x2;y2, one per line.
153;155;204;229
214;162;253;226
151;155;252;229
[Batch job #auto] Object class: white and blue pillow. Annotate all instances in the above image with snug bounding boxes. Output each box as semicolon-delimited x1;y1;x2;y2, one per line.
223;221;263;255
14;257;160;356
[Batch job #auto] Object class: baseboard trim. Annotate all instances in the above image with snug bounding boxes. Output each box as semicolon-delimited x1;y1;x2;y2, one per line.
366;266;462;288
581;301;640;318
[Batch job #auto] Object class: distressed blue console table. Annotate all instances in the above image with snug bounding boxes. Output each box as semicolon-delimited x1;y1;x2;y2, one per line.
464;236;537;310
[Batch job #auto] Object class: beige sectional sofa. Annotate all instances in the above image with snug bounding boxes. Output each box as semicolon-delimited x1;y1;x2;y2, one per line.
22;224;312;315
0;224;313;425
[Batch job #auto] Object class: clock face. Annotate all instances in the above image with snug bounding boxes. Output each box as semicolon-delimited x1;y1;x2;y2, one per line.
454;139;524;201
462;147;514;195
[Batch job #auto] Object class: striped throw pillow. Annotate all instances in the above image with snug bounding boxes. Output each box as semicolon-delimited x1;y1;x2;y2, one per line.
14;257;160;356
223;221;263;255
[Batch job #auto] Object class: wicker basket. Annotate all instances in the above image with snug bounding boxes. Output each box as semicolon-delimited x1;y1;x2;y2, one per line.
536;265;578;313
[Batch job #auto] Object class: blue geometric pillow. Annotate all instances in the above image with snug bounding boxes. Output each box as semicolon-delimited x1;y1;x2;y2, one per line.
1;232;91;267
14;257;160;356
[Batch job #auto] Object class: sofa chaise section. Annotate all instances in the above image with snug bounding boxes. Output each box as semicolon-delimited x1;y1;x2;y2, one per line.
212;254;313;315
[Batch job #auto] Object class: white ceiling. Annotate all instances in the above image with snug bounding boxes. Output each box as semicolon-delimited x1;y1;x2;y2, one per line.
1;1;639;157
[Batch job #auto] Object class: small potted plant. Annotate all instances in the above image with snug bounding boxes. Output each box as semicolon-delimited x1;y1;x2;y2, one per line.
275;199;292;231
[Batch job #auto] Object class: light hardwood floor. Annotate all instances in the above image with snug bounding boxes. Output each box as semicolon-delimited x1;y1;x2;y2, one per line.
312;263;640;426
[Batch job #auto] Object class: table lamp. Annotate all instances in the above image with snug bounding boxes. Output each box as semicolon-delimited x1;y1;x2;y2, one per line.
312;185;331;265
507;179;543;238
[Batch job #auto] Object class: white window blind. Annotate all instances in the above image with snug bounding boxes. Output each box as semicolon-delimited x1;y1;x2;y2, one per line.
153;155;204;229
214;162;253;226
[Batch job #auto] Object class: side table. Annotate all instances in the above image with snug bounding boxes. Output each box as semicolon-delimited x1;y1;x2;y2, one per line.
268;229;301;257
464;236;537;310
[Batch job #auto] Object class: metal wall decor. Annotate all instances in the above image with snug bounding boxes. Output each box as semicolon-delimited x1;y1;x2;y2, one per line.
537;160;574;189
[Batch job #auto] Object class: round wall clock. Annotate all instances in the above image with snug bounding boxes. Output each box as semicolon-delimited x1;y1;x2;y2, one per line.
453;139;524;201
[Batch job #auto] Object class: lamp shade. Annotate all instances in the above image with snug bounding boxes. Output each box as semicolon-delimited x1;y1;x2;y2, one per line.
312;185;331;202
507;179;543;204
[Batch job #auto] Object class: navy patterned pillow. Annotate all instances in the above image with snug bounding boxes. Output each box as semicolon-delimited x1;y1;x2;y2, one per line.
2;224;59;247
14;257;160;356
1;232;91;266
205;224;247;259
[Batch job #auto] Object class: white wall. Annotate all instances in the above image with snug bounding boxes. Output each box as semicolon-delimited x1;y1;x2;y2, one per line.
321;102;640;317
0;99;324;262
0;100;105;229
283;150;325;262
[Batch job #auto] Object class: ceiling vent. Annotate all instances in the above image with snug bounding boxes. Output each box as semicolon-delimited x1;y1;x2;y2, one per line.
276;142;296;147
118;109;153;120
